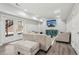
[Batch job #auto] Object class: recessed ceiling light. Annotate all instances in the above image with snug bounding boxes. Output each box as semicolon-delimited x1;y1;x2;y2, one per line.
40;19;43;22
54;9;61;14
56;15;61;18
18;12;26;16
32;16;37;20
24;9;28;11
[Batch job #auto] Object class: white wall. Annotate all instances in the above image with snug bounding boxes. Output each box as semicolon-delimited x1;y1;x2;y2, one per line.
0;3;42;45
41;19;66;34
23;19;41;33
0;13;24;45
56;18;66;32
0;12;41;45
66;4;79;54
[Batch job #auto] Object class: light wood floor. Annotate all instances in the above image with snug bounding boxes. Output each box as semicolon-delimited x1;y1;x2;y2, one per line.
37;42;77;55
0;41;77;55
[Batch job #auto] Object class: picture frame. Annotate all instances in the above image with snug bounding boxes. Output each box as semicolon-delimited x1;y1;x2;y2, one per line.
5;19;14;37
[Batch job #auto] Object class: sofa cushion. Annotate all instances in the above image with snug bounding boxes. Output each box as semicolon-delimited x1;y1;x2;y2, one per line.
13;40;39;53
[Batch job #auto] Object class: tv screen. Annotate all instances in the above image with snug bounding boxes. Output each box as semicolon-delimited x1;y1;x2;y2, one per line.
47;19;56;27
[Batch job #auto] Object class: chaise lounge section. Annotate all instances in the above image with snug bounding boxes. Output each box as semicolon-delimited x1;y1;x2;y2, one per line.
11;40;39;55
23;33;52;51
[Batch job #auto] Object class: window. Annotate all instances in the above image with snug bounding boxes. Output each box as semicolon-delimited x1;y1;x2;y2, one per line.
16;21;23;34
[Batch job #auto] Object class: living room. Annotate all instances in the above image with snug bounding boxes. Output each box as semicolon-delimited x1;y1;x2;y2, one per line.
0;3;79;56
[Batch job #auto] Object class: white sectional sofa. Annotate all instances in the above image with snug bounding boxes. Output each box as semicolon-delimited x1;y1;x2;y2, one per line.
56;32;70;43
23;33;52;51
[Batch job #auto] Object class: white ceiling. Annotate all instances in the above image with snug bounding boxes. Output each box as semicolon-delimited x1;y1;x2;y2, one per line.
17;3;74;22
0;3;74;22
0;3;42;22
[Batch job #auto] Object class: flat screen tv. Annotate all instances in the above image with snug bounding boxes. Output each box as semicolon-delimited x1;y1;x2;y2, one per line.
47;19;56;27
